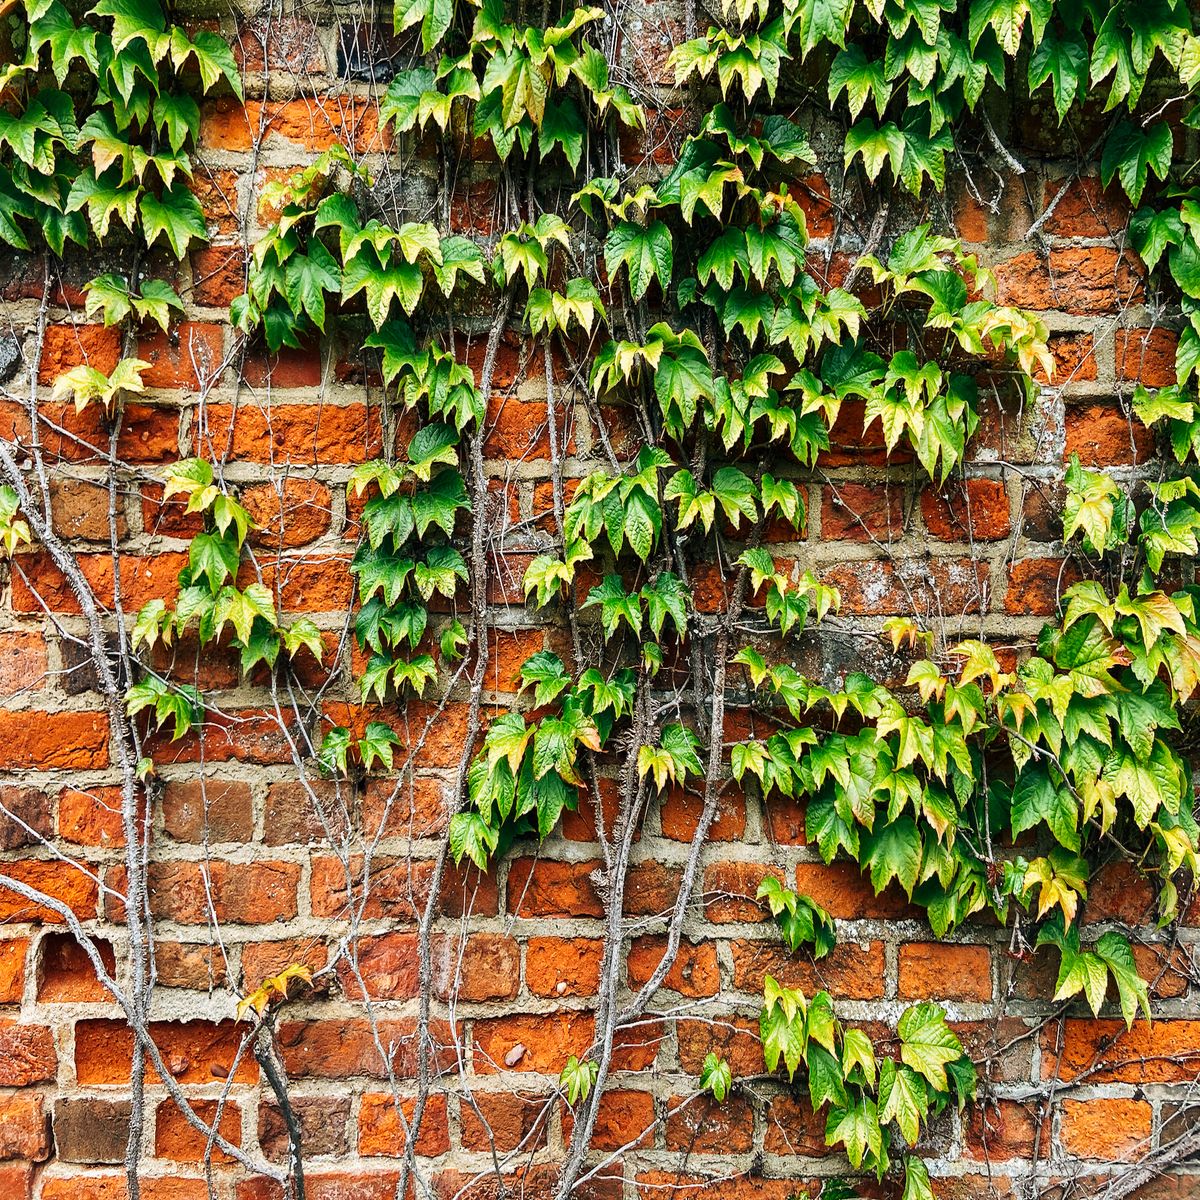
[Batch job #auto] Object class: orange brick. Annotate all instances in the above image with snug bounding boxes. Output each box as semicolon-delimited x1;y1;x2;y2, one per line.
898;943;992;1002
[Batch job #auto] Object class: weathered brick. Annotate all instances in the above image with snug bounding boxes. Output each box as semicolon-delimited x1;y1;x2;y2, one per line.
243;478;333;548
525;937;602;998
357;1093;449;1157
37;932;114;1002
143;860;299;925
57;786;126;847
0;1020;56;1085
459;1091;550;1152
0;860;99;924
155;1098;241;1162
627;936;719;998
200;404;384;463
1115;327;1178;388
0;939;27;1003
899;943;992;1002
161;778;255;844
730;939;886;1000
52;1098;131;1164
506;858;603;919
1065;402;1156;466
137;322;225;389
472;1012;596;1074
0;1094;49;1161
38;325;120;383
75;1018;256;1086
921;479;1011;542
259;1096;351;1163
994;248;1143;314
703;861;781;923
0;710;108;769
820;482;904;542
666;1094;754;1153
1060;1098;1151;1160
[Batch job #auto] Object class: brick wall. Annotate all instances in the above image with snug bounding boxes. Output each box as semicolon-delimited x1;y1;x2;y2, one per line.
0;5;1197;1200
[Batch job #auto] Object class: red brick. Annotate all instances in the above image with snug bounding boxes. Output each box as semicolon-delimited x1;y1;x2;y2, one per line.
37;932;114;1002
0;1094;49;1161
1039;332;1098;384
192;245;247;307
1060;1098;1151;1160
0;940;27;1003
155;1099;241;1163
525;937;603;997
0;710;108;769
586;1088;656;1151
1005;557;1079;616
161;779;255;844
74;1018;256;1085
458;1091;550;1153
240;939;326;993
0;1021;56;1085
824;557;989;617
659;784;745;841
472;1012;595;1074
191;167;242;238
153;942;228;990
1082;860;1155;926
1043;1019;1200;1083
199;404;383;463
11;551;186;615
361;776;448;840
820;482;903;542
435;933;520;1002
278;1018;451;1080
243;478;333;548
143;860;299;924
730;939;886;1000
676;1015;761;1075
137;323;225;389
40;1176;209;1200
1065;402;1156;466
482;396;573;460
703;861;781;923
1040;176;1129;238
338;932;417;1001
627;936;719;998
234;15;326;75
237;1175;400;1200
0;1164;33;1200
357;1094;449;1157
994;248;1143;314
921;479;1011;541
763;1093;831;1157
0;632;47;695
38;325;121;383
57;786;125;847
794;861;920;920
964;1098;1041;1161
898;943;992;1002
666;1094;753;1153
507;858;603;918
0;860;99;924
1115;327;1178;388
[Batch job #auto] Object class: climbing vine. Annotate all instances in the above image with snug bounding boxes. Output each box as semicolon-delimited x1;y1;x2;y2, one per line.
3;0;1200;1197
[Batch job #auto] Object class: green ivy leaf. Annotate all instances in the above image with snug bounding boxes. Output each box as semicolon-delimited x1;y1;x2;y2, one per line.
604;220;673;301
140;183;206;258
1101;120;1173;206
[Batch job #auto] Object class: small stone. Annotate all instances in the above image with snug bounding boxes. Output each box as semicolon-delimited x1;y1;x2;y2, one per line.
0;335;21;385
